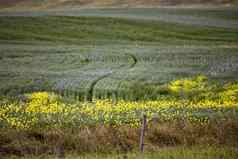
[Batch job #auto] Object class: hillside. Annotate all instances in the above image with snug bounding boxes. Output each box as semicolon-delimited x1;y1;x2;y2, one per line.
1;0;238;10
0;2;238;158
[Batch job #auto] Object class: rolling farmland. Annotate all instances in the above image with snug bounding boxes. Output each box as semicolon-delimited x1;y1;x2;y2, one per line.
0;9;238;101
0;6;238;158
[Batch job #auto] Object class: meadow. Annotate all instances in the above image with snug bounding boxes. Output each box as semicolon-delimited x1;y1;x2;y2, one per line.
0;7;238;158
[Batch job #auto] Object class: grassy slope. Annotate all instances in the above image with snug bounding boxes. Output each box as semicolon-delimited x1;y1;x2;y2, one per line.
0;16;237;99
0;16;237;44
0;8;238;159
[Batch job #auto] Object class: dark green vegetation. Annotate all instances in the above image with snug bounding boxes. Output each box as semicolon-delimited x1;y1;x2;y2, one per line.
0;16;237;43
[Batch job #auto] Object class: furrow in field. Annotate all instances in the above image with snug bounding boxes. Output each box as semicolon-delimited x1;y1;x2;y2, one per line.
88;53;138;101
86;72;113;102
127;53;138;68
108;53;138;101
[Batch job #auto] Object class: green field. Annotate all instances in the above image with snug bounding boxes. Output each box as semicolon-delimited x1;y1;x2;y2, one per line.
0;7;238;158
0;8;238;100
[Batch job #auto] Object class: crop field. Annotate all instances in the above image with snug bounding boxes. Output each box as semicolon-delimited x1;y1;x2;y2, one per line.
0;8;238;100
0;7;238;158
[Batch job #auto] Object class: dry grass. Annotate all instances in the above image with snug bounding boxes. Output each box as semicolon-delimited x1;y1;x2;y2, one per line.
1;119;238;157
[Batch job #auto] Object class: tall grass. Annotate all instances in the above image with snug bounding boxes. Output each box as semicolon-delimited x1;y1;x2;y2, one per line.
1;120;238;157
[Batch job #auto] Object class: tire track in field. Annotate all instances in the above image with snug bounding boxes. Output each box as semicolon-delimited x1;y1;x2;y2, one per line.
126;53;137;69
86;72;112;102
86;53;137;102
114;53;138;101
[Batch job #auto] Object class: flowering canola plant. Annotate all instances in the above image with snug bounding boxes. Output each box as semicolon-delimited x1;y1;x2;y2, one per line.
0;76;238;130
26;92;63;113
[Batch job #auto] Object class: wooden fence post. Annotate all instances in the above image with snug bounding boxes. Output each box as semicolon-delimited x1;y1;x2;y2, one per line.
55;131;65;158
139;114;147;153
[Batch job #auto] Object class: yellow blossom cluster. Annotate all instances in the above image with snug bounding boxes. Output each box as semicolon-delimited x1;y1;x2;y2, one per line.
0;76;237;129
168;75;208;95
0;103;38;129
26;92;63;113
